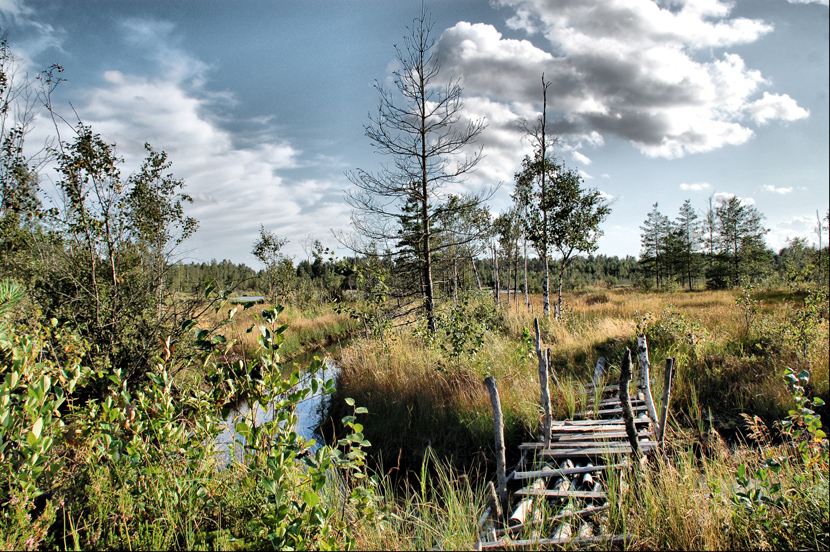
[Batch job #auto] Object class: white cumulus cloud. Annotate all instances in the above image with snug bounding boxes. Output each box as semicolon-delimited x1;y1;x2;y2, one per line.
436;0;806;159
747;92;809;125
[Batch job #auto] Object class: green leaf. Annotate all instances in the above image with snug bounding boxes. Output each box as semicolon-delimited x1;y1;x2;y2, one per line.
355;406;368;414
345;397;355;407
303;490;319;507
32;417;43;439
813;397;825;407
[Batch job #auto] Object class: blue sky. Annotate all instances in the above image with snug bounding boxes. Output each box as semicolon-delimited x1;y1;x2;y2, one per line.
2;0;827;267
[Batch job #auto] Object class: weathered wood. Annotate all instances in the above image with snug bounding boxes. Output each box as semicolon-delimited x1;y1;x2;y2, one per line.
657;357;675;444
574;404;649;418
513;462;627;480
550;430;653;441
477;534;631;549
581;462;595;489
535;318;553;447
618;348;642;458
515;489;607;499
551;424;651;433
505;449;529;485
637;335;661;430
593;357;606;387
536;444;657;458
520;439;658;450
484;376;507;503
509;471;547;527
552;417;651;427
546;348;559;387
498;504;608;537
597;397;645;407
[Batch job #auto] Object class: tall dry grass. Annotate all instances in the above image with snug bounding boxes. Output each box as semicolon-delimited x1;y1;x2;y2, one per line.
334;286;828;550
199;301;356;362
334;286;828;477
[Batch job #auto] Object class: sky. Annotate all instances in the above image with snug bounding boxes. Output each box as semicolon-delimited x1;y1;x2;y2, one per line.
1;0;827;268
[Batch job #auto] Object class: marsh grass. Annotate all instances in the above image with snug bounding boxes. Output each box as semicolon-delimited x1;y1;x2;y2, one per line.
334;286;828;516
201;302;356;362
356;450;484;551
605;437;829;550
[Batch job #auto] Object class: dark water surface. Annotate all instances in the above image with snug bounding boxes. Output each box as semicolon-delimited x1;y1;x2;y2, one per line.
216;341;346;460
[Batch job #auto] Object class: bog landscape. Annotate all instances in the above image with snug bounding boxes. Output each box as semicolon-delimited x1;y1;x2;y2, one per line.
1;7;828;551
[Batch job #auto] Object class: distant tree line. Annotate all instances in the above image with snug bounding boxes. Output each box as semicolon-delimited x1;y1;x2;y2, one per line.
639;199;829;290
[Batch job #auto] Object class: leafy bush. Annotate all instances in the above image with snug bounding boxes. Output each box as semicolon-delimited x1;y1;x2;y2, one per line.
0;284;380;550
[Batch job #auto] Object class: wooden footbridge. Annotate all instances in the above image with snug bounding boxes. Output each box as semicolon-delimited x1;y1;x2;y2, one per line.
473;319;675;550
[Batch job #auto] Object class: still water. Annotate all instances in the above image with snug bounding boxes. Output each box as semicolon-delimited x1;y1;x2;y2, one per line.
216;342;344;461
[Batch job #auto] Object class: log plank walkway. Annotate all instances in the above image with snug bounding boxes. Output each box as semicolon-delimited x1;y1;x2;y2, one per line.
473;324;675;550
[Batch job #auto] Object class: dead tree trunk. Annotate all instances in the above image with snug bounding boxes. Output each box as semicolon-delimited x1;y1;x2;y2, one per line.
484;376;507;504
619;348;642;458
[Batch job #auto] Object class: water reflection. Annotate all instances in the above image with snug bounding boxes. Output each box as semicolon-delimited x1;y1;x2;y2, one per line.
216;356;340;463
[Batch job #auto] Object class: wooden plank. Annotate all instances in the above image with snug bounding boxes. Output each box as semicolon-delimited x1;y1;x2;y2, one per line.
550;423;650;433
478;534;631;549
520;438;656;450
575;405;649;417
498;504;608;537
513;463;627;480
597;397;644;406
552;417;650;427
551;430;653;441
536;443;657;458
515;489;607;499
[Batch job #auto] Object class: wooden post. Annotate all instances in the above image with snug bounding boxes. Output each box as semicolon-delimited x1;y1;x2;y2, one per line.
535;318;552;447
593;357;606;388
546;348;559;388
636;335;660;431
657;358;675;444
619;348;642;458
474;481;502;549
484;376;507;503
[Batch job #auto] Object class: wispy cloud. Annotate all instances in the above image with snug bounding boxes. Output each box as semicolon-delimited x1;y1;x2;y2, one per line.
680;182;711;191
44;19;351;265
767;215;821;251
572;151;592;165
713;191;755;206
762;184;794;194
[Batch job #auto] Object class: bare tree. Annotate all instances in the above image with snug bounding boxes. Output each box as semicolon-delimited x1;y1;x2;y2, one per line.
345;8;489;333
516;75;559;316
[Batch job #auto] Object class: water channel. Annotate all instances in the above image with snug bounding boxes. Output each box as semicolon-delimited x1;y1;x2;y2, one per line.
216;340;346;461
